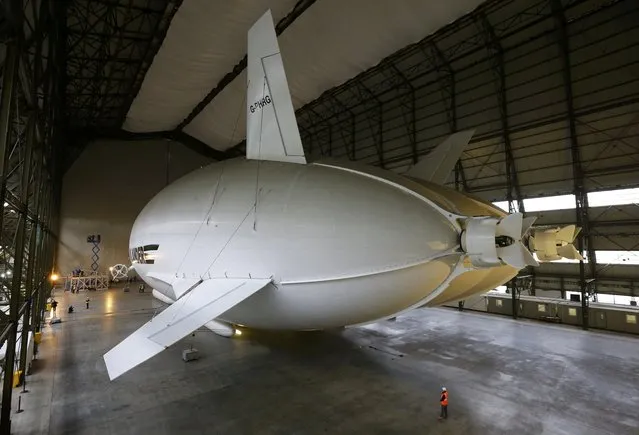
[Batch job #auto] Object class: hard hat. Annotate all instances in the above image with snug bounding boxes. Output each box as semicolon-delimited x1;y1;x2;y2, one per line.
442;387;447;391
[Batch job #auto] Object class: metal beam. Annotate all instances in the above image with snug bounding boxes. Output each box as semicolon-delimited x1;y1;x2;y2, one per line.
429;41;469;191
477;12;531;317
174;0;318;132
11;111;34;387
477;13;525;215
0;4;20;431
0;2;62;430
552;0;597;330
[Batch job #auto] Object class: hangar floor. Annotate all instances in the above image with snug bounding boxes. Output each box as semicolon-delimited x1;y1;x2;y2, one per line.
11;288;639;435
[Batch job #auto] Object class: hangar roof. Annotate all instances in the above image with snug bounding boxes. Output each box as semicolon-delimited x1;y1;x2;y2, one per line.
64;0;486;155
122;0;486;151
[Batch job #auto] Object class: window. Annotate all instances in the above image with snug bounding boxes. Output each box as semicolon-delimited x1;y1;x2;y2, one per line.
595;251;639;266
492;187;639;215
129;244;160;264
538;304;546;312
493;285;507;293
493;201;516;213
523;194;576;212
493;194;576;213
568;308;577;317
594;294;635;305
588;187;639;207
549;251;639;266
626;314;637;324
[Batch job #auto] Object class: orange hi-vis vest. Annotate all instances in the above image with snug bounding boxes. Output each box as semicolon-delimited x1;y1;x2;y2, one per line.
440;391;448;406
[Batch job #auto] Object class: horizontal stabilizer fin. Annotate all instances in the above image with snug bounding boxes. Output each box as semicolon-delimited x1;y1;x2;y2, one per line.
145;273;201;299
557;244;584;261
496;212;522;239
498;242;539;269
103;278;271;380
406;130;474;184
496;213;539;267
527;225;583;262
556;224;580;243
522;216;537;237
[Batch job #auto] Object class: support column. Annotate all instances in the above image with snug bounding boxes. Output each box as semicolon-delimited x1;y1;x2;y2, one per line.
429;42;468;192
552;0;596;330
0;13;21;433
6;109;35;390
510;282;518;319
29;157;45;342
20;150;42;375
477;14;525;214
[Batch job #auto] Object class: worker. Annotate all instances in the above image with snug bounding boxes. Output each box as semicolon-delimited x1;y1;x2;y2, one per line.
85;297;90;309
439;387;448;420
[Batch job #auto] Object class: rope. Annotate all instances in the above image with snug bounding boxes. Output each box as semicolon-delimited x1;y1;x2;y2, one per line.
164;76;250;323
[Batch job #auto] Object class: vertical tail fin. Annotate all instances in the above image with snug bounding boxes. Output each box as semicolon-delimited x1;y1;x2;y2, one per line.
246;10;306;164
405;130;475;184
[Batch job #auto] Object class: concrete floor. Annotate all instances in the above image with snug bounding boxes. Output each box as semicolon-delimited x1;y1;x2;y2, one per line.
9;287;639;435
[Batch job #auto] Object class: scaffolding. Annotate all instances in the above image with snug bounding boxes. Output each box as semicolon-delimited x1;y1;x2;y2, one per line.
63;275;109;292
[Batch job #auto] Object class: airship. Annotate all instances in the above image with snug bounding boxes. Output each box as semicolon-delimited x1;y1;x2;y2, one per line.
104;10;578;381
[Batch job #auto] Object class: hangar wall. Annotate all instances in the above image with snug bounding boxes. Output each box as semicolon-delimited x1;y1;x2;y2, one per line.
56;139;212;275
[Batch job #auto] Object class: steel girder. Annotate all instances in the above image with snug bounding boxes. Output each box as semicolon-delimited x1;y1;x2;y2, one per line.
63;0;181;169
0;1;64;432
552;0;599;329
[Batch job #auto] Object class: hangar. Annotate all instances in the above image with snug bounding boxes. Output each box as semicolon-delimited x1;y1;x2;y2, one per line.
0;0;638;433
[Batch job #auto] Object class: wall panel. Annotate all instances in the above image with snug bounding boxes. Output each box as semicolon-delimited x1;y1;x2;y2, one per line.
56;139;212;274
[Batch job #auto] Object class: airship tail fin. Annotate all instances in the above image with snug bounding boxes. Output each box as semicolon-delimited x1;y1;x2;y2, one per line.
405;130;475;184
103;278;271;381
246;10;306;165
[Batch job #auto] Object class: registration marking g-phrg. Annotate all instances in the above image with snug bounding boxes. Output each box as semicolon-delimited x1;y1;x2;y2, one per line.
250;95;272;113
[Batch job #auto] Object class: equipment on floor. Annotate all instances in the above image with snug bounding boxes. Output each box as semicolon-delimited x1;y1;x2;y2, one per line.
182;348;200;362
109;264;129;282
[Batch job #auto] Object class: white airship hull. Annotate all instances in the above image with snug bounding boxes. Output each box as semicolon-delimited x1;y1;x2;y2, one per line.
220;256;460;330
133;158;467;330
